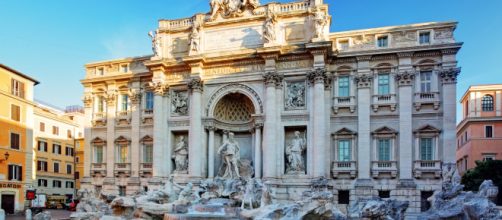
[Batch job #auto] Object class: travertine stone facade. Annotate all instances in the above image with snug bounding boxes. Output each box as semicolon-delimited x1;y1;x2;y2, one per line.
81;0;462;216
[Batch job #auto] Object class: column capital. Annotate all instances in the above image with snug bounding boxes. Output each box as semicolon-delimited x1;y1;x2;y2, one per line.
263;71;283;87
149;81;169;96
395;71;416;87
82;94;93;108
129;89;142;104
307;68;327;85
354;74;373;88
187;76;203;93
205;126;216;131
105;90;117;104
439;67;461;84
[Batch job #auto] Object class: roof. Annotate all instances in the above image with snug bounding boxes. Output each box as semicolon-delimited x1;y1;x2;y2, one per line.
459;84;502;103
0;63;40;85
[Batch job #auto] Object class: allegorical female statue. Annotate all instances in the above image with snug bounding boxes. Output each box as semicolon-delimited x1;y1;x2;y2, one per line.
217;132;241;179
173;136;188;173
285;131;306;174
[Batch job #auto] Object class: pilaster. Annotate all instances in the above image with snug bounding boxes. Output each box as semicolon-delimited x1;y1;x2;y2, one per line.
83;93;93;177
440;68;460;163
151;80;169;177
105;87;117;178
308;68;328;177
262;71;279;179
396;71;415;180
355;55;372;180
188;76;204;178
129;81;142;178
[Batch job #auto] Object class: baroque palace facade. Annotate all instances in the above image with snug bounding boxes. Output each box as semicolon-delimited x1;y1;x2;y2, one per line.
81;0;462;214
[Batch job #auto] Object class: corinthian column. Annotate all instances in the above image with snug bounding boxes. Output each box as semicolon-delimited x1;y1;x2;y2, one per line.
355;74;372;180
440;68;460;164
151;81;168;177
129;87;142;179
188;77;204;178
105;89;117;179
262;71;278;178
395;71;415;180
308;68;327;177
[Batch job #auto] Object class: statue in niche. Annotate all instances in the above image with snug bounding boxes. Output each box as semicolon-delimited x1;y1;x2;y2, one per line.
148;30;162;57
173;136;188;173
188;21;201;56
285;131;306;174
171;91;188;115
312;7;327;40
285;82;306;109
263;8;277;44
217;132;241;179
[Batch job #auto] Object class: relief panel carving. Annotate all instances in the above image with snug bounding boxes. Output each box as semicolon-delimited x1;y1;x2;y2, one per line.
171;91;189;116
285;81;306;110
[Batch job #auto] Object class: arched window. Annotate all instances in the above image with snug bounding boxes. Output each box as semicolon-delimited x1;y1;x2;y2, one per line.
482;95;494;112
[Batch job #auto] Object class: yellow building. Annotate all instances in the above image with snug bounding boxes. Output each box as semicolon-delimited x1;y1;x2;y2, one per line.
34;104;84;202
0;64;38;214
75;138;84;190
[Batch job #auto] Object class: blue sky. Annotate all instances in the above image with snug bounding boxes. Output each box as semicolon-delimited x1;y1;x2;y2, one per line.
0;0;501;121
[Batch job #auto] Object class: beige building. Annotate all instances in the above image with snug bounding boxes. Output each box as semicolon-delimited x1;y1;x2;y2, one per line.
81;0;462;216
34;104;84;201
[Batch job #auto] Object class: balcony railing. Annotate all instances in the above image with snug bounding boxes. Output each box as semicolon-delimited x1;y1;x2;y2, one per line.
140;163;153;177
333;96;356;113
331;161;357;179
143;109;153;115
414;92;440;110
372;94;397;111
117;111;130;117
371;161;398;178
91;163;106;177
114;163;131;177
413;160;441;179
94;112;106;119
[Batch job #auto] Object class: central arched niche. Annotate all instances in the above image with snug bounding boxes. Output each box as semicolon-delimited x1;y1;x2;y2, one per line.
213;93;255;124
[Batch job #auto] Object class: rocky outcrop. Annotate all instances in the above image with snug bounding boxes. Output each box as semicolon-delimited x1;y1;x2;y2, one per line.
348;198;409;220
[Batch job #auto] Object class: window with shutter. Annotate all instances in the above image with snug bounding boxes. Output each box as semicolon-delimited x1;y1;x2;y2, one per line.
10;133;20;150
11;105;20;121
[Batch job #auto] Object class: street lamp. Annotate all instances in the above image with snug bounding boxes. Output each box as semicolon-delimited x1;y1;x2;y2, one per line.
0;152;9;163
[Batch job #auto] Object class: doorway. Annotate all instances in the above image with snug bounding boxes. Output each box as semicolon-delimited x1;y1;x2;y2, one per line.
1;194;15;214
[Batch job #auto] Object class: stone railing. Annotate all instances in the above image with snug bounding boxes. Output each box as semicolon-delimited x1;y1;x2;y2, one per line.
333;96;356;114
140;163;153;177
114;163;131;177
94;112;106;120
371;161;398;179
372;94;397;112
414;92;440;110
91;163;106;177
331;161;357;179
159;17;194;29
413;160;442;179
279;1;309;13
143;109;154;115
117;111;130;118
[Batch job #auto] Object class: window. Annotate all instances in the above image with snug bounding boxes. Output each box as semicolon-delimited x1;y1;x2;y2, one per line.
66;181;74;189
117;144;128;163
421;191;434;212
38;179;48;187
38;141;47;152
66;164;72;174
419;32;430;44
337;140;351;161
143;144;153;163
482;95;494;111
483;154;496;161
11;79;25;98
97;68;104;76
485;126;493;138
10;133;20;150
54;162;60;173
76;157;80;163
339;40;349;50
119;186;126;196
67;130;72;139
420;71;432;93
95;146;104;163
378;139;391;161
120;64;128;73
65;146;74;156
52;126;59;135
11;104;20;121
145;92;154;110
420;138;434;160
377;36;388;48
75;171;80;180
338;190;350;205
53;180;62;188
53;144;61;154
121;94;129;111
97;96;105;113
8;165;22;181
378;74;390;95
338;76;350;97
40;122;45;132
37;161;48;172
379;190;390;199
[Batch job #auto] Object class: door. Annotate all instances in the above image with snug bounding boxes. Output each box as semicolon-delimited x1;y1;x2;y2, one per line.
1;194;15;214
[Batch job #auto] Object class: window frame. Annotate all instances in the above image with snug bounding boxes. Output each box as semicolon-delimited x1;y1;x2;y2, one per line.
377;35;389;48
10;132;20;150
485;125;494;138
10;104;21;122
337;75;350;97
11;78;25;98
377;139;392;161
40;122;45;132
8;164;22;181
53;162;60;173
377;73;390;95
145;91;154;111
481;95;494;112
337;139;352;162
419;31;431;45
419;137;435;161
420;71;433;93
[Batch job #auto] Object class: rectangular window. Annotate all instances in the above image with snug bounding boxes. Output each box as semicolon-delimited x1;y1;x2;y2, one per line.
377;36;388;48
8;165;22;181
145;92;154;110
338;76;350;97
53;144;61;154
11;79;25;98
485;126;493;138
419;32;430;44
338;190;350;205
10;133;20;150
75;171;80;180
483;154;496;161
119;186;126;196
97;97;104;113
121;94;129;111
76;157;79;163
52;126;59;135
118;144;128;163
420;71;432;93
421;191;434;212
53;180;62;188
378;139;391;161
420;138;434;160
378;74;390;95
339;40;349;50
67;130;72;139
143;144;153;163
97;68;104;76
66;181;74;189
38;179;48;187
337;140;351;161
37;161;48;172
65;147;74;156
11;104;20;122
120;64;128;73
66;164;72;174
95;146;104;163
54;162;60;173
40;122;45;132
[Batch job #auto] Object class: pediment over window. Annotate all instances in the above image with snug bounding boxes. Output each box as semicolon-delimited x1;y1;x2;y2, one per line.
114;136;131;144
414;125;441;134
372;126;398;135
140;135;153;143
91;137;106;145
332;128;357;138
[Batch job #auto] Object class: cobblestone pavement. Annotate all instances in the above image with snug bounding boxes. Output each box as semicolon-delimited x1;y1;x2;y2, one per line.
6;209;72;220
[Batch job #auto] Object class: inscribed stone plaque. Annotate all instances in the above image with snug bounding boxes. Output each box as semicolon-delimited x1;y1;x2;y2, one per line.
204;26;263;52
285;23;305;42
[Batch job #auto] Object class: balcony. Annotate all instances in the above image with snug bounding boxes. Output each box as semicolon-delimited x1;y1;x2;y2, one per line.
142;109;154;124
372;94;397;112
331;161;357;179
91;163;106;177
371;161;398;179
333;96;356;114
114;163;131;177
116;111;131;125
413;160;441;179
92;112;107;127
414;92;440;110
140;163;153;177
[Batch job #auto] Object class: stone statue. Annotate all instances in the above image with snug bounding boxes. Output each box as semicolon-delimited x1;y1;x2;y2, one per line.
189;22;201;56
285;82;306;109
208;0;260;21
241;180;256;209
171;91;188;115
148;30;162;57
173;136;188;173
285;131;306;174
218;132;241;179
263;8;277;45
312;7;327;40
